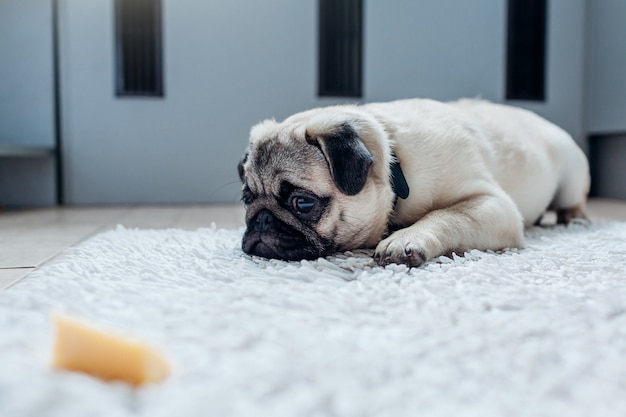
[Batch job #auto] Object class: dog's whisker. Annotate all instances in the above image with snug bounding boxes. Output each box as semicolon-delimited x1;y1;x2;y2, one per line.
208;179;242;200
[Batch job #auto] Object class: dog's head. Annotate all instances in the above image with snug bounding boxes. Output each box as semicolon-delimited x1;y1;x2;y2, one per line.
238;107;395;261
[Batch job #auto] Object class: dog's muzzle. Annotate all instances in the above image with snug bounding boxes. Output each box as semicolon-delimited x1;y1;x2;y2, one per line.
242;209;321;261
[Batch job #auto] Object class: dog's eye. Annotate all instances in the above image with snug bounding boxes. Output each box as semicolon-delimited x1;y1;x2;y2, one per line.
241;188;254;205
291;196;316;215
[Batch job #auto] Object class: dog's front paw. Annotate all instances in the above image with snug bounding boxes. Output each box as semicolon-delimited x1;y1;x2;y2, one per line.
374;238;427;268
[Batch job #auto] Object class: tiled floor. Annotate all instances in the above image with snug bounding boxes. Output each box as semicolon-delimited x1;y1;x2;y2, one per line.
0;204;245;290
1;199;624;291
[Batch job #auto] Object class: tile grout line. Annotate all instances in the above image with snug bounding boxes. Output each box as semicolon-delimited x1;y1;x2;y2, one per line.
1;268;35;291
35;206;136;267
3;206;136;290
0;266;35;270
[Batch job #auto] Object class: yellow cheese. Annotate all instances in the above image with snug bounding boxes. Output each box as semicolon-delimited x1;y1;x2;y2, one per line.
52;314;170;386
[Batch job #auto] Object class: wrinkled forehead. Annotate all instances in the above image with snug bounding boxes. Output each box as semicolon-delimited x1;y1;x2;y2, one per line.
244;137;329;195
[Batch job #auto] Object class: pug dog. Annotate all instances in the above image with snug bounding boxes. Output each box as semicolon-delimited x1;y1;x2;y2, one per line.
238;98;590;267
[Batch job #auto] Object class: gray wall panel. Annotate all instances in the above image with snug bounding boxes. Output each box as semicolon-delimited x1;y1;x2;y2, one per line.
585;0;626;134
53;0;589;204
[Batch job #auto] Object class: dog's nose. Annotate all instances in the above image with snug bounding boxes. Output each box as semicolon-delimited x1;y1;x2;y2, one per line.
253;209;275;232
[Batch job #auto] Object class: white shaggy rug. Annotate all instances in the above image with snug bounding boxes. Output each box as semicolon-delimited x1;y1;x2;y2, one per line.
1;222;626;417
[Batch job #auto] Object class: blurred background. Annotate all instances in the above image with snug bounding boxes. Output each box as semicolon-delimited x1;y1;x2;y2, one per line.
0;0;624;207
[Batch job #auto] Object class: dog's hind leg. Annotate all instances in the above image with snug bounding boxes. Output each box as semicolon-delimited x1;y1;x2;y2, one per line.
552;144;590;225
556;203;589;224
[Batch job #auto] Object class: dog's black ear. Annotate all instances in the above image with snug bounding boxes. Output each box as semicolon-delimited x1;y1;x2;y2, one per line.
238;152;248;182
306;123;374;195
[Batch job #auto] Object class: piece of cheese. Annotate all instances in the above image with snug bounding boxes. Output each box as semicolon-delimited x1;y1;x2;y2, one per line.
52;314;170;386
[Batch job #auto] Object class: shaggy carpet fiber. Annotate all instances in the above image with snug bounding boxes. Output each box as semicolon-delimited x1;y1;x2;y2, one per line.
1;222;626;417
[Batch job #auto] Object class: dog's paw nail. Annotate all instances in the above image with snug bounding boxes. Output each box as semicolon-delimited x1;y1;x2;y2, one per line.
401;247;427;268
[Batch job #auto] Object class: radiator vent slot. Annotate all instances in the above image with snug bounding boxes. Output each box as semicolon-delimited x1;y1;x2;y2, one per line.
506;0;547;101
115;0;164;97
318;0;363;98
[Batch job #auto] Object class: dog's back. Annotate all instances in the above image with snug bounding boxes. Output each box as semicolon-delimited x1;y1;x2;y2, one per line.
450;99;590;225
364;98;589;226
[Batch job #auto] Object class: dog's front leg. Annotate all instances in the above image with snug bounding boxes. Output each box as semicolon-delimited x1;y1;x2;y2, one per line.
374;193;525;267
